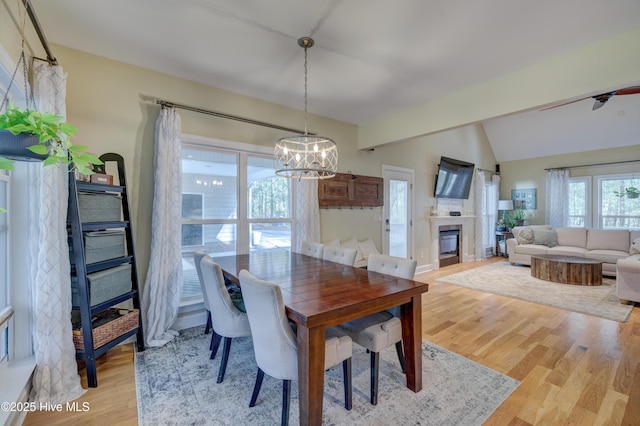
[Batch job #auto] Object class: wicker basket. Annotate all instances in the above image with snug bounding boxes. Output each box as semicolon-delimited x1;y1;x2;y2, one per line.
73;308;139;350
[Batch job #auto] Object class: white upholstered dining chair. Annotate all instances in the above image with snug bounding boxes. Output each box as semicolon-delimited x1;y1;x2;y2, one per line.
300;241;325;258
337;253;417;405
322;246;358;266
239;269;353;426
200;255;252;383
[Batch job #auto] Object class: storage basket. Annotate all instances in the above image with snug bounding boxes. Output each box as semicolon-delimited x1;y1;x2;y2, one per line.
78;192;121;222
71;264;132;307
72;308;139;349
84;231;126;264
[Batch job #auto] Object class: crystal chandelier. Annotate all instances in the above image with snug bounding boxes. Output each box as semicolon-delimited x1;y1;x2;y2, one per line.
274;37;338;179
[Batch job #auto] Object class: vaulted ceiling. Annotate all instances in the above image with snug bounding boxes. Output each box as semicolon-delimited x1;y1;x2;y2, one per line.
30;0;640;161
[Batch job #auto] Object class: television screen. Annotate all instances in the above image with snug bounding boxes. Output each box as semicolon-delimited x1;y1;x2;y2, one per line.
434;156;475;199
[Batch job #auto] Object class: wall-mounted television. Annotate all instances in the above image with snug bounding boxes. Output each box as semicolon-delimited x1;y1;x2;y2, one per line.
434;156;475;199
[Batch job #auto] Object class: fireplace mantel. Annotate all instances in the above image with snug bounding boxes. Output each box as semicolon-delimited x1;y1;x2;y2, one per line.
428;215;475;269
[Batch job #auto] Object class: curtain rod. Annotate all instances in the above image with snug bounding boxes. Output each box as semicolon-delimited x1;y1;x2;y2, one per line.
477;168;498;174
23;0;57;65
545;158;640;171
154;98;313;135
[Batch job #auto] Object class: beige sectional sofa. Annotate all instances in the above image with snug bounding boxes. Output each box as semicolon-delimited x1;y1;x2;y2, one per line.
506;225;640;277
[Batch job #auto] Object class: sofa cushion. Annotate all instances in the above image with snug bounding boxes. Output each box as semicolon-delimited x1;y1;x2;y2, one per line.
515;227;534;245
515;244;549;256
630;237;640;254
547;246;587;257
584;249;629;264
555;227;587;248
586;229;629;252
533;228;558;248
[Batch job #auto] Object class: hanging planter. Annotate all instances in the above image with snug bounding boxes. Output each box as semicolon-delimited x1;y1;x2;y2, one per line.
613;187;640;199
0;129;48;162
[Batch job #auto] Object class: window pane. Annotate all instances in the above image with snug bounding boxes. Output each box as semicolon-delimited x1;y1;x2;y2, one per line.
181;224;237;300
600;177;640;229
182;148;238;220
250;222;291;251
568;180;586;227
247;156;290;219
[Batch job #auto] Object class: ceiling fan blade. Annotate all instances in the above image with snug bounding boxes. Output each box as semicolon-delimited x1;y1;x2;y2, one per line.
615;86;640;96
592;98;607;110
539;97;589;111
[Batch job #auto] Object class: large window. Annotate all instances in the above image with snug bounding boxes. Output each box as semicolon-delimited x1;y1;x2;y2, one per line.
597;174;640;229
180;142;293;302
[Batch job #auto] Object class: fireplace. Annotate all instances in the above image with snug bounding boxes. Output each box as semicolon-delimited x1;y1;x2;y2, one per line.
439;225;461;267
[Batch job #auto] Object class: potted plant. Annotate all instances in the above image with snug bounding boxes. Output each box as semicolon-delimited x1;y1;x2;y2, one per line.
510;207;525;226
613;187;640;199
496;219;506;231
0;103;101;174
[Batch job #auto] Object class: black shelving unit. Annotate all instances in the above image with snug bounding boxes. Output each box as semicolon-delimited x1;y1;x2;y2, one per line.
67;152;144;387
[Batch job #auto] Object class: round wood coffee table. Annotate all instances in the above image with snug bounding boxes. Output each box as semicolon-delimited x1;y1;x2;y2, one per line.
530;254;602;286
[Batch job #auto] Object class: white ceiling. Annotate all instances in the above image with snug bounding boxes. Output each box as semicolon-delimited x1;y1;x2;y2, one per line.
29;0;640;161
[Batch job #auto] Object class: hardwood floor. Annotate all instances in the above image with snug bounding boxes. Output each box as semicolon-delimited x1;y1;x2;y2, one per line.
24;257;640;425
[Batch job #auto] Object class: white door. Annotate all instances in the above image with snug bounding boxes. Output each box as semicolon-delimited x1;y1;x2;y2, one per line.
382;165;414;259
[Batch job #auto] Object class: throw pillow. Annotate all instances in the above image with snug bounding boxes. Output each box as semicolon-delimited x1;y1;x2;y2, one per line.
533;228;558;248
516;227;534;245
341;237;365;261
631;238;640;254
325;238;340;247
358;238;380;260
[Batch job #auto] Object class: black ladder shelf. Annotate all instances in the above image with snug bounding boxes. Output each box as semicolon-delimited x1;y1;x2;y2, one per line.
67;152;144;387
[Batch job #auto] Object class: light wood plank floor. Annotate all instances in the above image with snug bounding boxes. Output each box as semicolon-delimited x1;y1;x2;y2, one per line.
24;258;640;425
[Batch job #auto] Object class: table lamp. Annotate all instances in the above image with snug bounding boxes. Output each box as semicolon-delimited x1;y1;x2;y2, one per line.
498;199;514;223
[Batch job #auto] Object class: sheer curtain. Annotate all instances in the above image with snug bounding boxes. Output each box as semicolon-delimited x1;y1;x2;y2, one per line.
294;179;320;252
546;169;570;227
142;107;183;347
29;62;85;404
474;170;486;260
488;175;500;255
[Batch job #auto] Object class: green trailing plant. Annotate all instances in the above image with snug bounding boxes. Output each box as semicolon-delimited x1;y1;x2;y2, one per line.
613;187;640;198
0;103;102;174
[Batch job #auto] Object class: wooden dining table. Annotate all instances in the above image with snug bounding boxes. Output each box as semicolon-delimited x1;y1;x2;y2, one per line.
214;249;429;426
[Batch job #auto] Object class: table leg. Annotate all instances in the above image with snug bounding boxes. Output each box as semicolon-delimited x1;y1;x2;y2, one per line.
296;324;326;426
400;294;422;392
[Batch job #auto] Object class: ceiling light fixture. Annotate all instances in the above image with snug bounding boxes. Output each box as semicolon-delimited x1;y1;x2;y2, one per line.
274;37;338;179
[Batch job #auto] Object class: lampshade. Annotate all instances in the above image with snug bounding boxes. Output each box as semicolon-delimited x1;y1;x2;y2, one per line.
274;37;338;180
498;199;514;210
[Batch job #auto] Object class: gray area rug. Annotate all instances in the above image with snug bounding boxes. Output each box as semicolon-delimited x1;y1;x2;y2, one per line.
135;327;520;425
436;261;633;322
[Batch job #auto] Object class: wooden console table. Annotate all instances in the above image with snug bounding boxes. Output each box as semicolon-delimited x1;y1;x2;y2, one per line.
531;254;602;286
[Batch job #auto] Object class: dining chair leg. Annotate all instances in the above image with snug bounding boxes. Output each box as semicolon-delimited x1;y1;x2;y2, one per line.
204;311;212;334
210;332;222;360
395;341;406;373
281;379;292;426
370;351;379;405
217;337;233;383
343;358;352;410
249;368;265;407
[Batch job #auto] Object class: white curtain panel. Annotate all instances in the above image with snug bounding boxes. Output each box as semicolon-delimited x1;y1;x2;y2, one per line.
294;179;321;252
29;62;85;404
489;175;500;255
142;107;183;347
546;169;570;227
474;169;486;260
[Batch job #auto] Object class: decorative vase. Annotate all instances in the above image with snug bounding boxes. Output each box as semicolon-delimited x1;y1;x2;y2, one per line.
627;192;639;199
0;130;47;162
